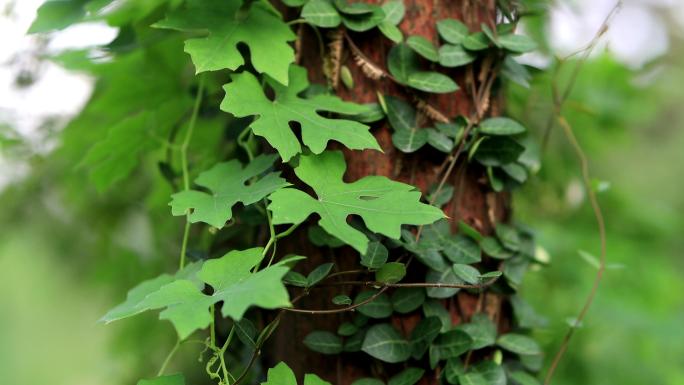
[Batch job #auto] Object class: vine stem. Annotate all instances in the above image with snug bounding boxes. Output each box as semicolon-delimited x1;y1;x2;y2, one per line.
157;339;181;377
178;75;206;269
541;4;620;384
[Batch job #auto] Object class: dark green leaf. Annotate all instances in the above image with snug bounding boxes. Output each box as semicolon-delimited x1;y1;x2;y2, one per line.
479;117;526;136
438;44;476;67
458;221;483;241
352;379;385;385
462;32;490;51
283;271;308;287
456;313;497;349
473;136;525;166
362;241;389;269
503;256;529;288
471;361;505;385
452;264;480;284
344;328;367;352
309;225;346;248
391;287;426;314
502;163;528;183
443;235;481;264
307;262;335;287
387;44;419;83
304;331;344;354
481;237;513;259
458;373;488;385
426;268;463;298
362;324;411;363
388;368;424;385
497;333;542;355
407;72;459;93
509;371;542;385
334;0;376;14
341;8;385;32
355;290;393;318
436;19;469;44
443;359;465;384
498;34;538;53
434;329;472;358
392;129;428;153
332;294;352;305
407;36;439;62
427;128;454;152
427;184;454;207
422;300;451;332
385;96;417;132
338;322;359;336
410;316;442;359
495;223;521;250
376;262;407;283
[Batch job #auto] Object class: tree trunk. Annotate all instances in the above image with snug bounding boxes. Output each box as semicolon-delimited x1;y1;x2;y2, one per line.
266;1;510;383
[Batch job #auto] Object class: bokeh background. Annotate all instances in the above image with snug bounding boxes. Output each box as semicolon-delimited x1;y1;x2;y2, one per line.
1;0;683;384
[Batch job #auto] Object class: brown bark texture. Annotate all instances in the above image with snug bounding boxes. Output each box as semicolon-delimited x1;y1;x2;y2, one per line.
265;1;511;383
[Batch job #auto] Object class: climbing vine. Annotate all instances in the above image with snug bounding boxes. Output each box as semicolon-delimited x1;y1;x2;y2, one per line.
27;1;609;385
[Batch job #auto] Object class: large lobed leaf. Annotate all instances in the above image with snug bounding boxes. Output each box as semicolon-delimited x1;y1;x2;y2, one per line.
101;248;293;339
221;66;380;161
155;0;296;84
170;154;289;228
268;151;444;253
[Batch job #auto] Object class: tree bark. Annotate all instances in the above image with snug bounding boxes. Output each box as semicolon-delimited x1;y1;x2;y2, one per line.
265;1;510;383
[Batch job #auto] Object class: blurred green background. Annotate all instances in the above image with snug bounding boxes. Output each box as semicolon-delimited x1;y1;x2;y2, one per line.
1;1;683;384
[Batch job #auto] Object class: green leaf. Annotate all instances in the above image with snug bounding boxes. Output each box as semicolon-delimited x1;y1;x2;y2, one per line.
283;271;308;287
502;163;528;183
433;329;472;358
436;19;469;44
379;22;404;43
387;44;419;83
376;262;406;283
438;44;476;67
407;72;459;93
456;313;497;349
443;235;481;264
338;322;359;336
102;248;291;339
473;136;525;166
221;66;379;161
341;7;385;32
479;117;526;136
471;361;505;385
344;328;367;352
309;225;346;248
334;0;376;14
458;373;488;385
263;362;297;385
426;268;463;298
409;316;441;359
388;368;424;385
332;295;352;305
307;262;335;287
481;237;513;259
462;32;490;51
458;220;483;241
391;287;425;314
511;295;548;329
406;36;439;62
28;0;87;33
82;98;190;191
302;0;342;27
305;374;332;385
495;223;521;250
155;0;295;83
170;154;289;228
480;271;503;279
381;0;405;25
443;359;465;384
137;374;185;385
362;241;389;269
426;128;454;152
304;331;344;354
452;264;480;284
502;56;531;88
503;256;529;289
497;333;542;355
352;379;385;385
355;290;393;318
362;324;411;363
385;96;417;132
427;184;454;207
509;371;542;385
268;151;444;253
392;128;428;153
498;34;538;53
